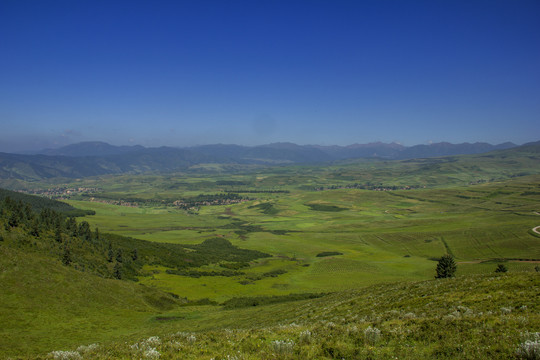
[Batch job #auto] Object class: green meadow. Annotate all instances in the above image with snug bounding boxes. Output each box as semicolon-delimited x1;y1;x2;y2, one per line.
1;149;539;358
61;169;540;302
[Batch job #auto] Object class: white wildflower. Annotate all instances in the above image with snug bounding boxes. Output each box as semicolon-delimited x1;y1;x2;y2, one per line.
143;347;161;359
299;330;312;344
76;343;99;353
187;334;197;343
143;336;162;347
271;339;295;355
47;350;82;360
501;307;512;314
516;340;540;359
364;326;382;344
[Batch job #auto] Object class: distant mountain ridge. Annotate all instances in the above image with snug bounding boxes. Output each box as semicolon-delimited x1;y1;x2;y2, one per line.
39;141;145;157
0;140;528;181
31;140;517;160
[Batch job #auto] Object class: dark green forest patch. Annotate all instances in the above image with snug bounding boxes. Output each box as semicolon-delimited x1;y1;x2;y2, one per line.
316;251;344;257
306;203;348;212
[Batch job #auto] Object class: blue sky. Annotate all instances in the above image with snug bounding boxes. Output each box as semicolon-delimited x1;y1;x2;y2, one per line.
1;0;539;152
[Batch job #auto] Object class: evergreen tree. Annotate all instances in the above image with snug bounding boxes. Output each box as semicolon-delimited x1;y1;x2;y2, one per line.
131;248;138;261
54;227;63;243
435;254;457;278
78;221;91;241
62;245;72;266
113;262;122;279
22;203;33;223
115;249;123;263
495;264;508;273
29;219;40;237
8;211;19;228
107;243;114;262
66;217;78;237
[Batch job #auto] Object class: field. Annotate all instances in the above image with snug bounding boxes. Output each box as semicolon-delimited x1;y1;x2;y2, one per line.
60;172;540;301
1;149;539;358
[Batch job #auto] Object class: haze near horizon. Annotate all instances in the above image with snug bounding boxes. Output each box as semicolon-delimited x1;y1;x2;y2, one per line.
1;1;539;153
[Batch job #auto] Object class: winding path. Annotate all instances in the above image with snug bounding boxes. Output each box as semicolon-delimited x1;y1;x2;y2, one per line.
533;212;540;234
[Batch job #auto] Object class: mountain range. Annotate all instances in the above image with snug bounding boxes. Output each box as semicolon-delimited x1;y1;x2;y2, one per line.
0;140;528;181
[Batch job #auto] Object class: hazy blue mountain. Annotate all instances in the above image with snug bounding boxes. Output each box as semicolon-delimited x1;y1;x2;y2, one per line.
397;141;516;159
0;140;525;181
0;147;215;181
38;141;145;157
189;143;334;164
308;142;406;159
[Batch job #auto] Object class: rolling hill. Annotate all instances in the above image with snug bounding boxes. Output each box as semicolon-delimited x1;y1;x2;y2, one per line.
0;140;524;181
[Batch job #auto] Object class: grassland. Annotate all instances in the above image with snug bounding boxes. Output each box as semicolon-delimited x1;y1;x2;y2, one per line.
18;272;540;359
59;174;540;301
1;148;539;358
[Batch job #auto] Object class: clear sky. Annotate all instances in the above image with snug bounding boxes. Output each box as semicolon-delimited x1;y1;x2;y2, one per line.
1;0;539;152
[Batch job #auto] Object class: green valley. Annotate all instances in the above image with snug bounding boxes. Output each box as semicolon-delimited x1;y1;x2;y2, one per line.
0;145;539;359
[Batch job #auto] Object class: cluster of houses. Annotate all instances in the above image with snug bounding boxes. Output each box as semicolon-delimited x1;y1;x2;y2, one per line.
19;187;99;199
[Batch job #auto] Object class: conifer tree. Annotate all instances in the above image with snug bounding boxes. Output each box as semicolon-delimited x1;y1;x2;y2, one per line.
107;243;114;262
78;221;91;241
30;219;40;237
435;254;457;278
55;227;63;243
116;249;123;263
113;262;122;279
62;245;72;266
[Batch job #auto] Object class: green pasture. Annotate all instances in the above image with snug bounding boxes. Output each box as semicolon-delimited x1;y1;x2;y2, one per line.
64;174;540;302
2;149;540;358
0;245;180;357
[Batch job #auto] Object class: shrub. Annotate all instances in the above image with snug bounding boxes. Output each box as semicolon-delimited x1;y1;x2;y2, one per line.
47;350;82;360
495;264;508;273
316;251;343;257
76;344;99;353
364;326;382;344
142;336;162;348
299;330;312;344
143;347;161;359
516;341;540;359
271;339;295;356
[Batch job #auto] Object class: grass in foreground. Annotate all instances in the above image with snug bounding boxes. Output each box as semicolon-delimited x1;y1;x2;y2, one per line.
18;272;540;360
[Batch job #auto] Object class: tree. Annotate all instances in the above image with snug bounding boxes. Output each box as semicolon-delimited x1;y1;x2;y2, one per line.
435;254;457;278
115;249;123;263
495;264;508;273
62;245;72;266
29;219;40;237
78;221;91;241
113;262;122;279
54;226;63;243
66;217;78;237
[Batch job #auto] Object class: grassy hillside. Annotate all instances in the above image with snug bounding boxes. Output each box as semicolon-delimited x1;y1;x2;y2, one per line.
13;272;540;359
0;146;538;358
0;245;182;357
